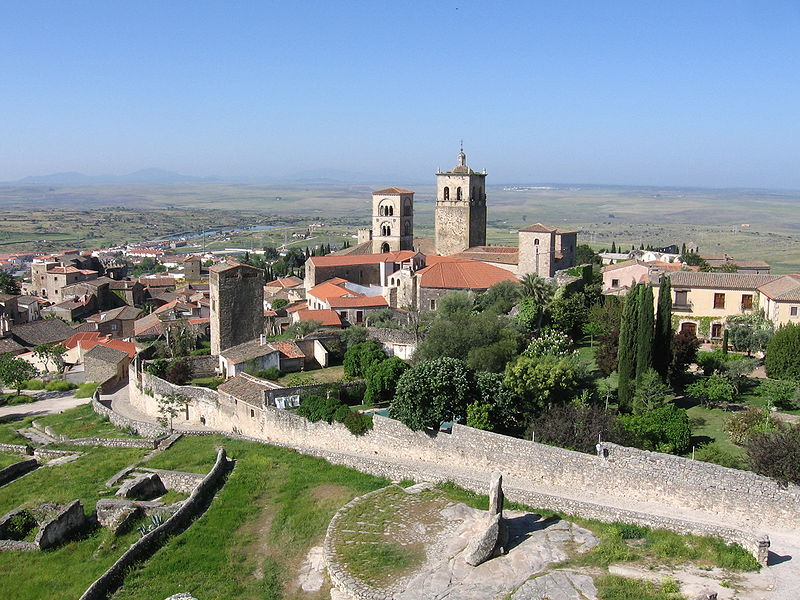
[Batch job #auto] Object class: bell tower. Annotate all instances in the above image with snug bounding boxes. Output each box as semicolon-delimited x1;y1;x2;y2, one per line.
371;187;414;253
434;145;487;255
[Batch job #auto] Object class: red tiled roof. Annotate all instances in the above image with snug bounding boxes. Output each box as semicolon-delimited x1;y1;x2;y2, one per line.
98;339;137;359
47;266;97;275
296;309;343;327
63;331;103;350
327;295;388;309
373;187;414;195
265;276;303;289
417;258;518;290
308;251;418;267
270;340;305;359
285;301;308;313
519;223;576;234
308;279;359;301
188;317;209;325
138;277;177;287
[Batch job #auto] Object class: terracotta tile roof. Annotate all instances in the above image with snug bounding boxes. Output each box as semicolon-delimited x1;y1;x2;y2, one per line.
665;271;781;290
153;300;195;315
220;338;291;364
453;246;519;265
418;258;518;290
327;295;388;309
285;301;308;314
138;277;177;287
101;339;137;358
47;266;98;275
308;279;359;301
757;275;800;301
308;251;418;267
63;331;104;349
188;317;209;325
265;276;303;289
208;259;242;273
134;313;164;337
373;187;414;195
519;223;576;234
270;340;305;359
296;309;343;327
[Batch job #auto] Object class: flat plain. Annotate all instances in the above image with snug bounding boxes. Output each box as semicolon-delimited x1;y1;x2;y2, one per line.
1;183;799;272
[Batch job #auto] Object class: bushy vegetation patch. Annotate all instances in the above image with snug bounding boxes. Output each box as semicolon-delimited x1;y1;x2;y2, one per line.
296;394;373;436
44;380;75;392
74;381;100;398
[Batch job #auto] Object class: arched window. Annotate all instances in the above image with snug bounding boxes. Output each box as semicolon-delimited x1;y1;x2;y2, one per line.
534;239;540;246
381;242;390;253
456;187;462;201
404;221;411;235
389;205;394;216
443;187;450;200
404;199;412;215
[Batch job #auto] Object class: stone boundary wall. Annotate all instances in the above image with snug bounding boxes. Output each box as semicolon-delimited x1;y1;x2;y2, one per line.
183;355;217;378
92;396;167;438
139;468;205;494
33;448;80;461
125;370;800;533
324;486;393;600
79;448;232;600
52;436;160;450
0;442;32;455
0;458;38;487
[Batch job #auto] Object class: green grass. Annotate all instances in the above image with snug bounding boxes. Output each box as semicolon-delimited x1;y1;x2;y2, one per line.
596;574;684;600
45;380;76;392
111;435;389;600
0;417;31;444
34;403;138;439
685;404;746;462
189;376;225;390
158;490;190;504
0;451;27;469
3;394;36;405
74;381;100;399
276;365;347;386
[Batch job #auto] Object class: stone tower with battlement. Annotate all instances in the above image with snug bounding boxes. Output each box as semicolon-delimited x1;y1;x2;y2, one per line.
371;187;414;253
435;148;487;256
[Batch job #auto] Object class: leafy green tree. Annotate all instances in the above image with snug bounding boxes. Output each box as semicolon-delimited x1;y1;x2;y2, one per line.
466;334;520;373
164;358;192;385
630;369;673;414
389;357;477;430
503;354;580;418
514;297;542;333
548;291;587;339
156;392;190;431
530;400;620;453
286;319;322;339
271;298;289;309
474;370;523;434
32;343;66;373
0;354;37;396
523;328;573;358
685;375;735;407
590;297;623;377
473;280;522;314
757;379;799;411
466;402;492;430
343;342;386;378
618;404;691;454
765;323;800;380
520;273;555;305
0;271;20;295
680;252;710;271
363;357;408;407
617;284;640;411
726;312;774;356
575;244;600;265
653;275;672;379
339;325;368;348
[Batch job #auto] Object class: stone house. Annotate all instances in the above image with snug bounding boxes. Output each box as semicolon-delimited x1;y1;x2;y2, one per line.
84;344;130;386
304;251;423;290
41;296;97;322
10;319;75;349
701;254;771;274
218;336;305;377
108;279;145;307
180;255;202;281
0;294;21;326
84;306;143;339
264;276;305;309
28;260;98;301
14;296;41;323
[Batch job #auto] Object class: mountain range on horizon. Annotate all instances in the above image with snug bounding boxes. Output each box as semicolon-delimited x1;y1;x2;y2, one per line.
9;167;414;186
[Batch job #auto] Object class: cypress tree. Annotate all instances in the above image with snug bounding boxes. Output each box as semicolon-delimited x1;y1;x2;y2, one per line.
636;284;655;379
611;241;616;253
617;284;640;411
653;275;673;379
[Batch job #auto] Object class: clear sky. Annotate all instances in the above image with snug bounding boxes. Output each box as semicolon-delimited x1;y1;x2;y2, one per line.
1;1;798;188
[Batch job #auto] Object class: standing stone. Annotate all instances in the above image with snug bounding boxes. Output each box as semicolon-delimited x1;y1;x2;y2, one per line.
489;471;504;517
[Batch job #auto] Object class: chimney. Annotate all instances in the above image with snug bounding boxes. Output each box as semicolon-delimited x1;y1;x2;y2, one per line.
260;334;266;346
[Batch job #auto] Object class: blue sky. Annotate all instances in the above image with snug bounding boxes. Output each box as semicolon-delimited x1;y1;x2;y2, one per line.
1;1;798;188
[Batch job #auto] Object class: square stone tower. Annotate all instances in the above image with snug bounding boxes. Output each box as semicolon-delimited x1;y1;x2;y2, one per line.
518;224;577;278
435;148;487;256
371;188;414;253
210;260;265;355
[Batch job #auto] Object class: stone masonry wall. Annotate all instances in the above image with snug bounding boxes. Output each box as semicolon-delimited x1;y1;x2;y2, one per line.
93;397;167;438
0;458;38;486
124;371;800;537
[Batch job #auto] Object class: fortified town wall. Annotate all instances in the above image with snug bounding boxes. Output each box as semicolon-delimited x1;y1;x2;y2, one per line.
127;364;800;536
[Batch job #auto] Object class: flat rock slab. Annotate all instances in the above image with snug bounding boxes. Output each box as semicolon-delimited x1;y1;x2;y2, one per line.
511;571;598;600
296;545;325;592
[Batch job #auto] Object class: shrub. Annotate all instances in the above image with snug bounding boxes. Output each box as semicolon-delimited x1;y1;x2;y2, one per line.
725;406;775;445
693;442;745;469
685;376;735;407
164;358;192;385
757;379;799;410
765;323;800;380
363;357;408;407
343;342;386;378
296;394;341;423
189;347;211;356
522;328;574;359
5;510;36;540
23;379;45;390
45;379;75;392
74;381;100;398
530;401;620;453
271;298;289;309
746;424;800;484
257;367;282;381
5;394;36;405
618;404;691;454
695;350;727;376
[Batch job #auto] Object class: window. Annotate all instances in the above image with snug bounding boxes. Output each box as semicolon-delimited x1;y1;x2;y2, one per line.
443;187;450;200
680;321;697;336
611;278;620;288
534;239;539;246
430;299;436;311
381;243;390;253
711;323;723;338
250;409;255;418
356;310;364;323
339;311;347;319
404;221;411;235
741;294;753;310
792;306;798;317
456;187;462;201
713;293;725;309
674;290;689;306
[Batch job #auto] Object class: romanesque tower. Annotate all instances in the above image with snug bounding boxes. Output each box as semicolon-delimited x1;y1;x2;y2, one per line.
434;147;487;256
371;187;414;253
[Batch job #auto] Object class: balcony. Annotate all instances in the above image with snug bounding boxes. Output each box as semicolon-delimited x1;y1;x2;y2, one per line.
673;301;693;312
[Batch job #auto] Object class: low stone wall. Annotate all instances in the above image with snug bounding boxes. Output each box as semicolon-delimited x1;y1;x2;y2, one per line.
33;448;80;461
56;436;160;449
139;468;205;494
92;396;167;438
35;500;86;550
324;487;392;600
79;448;232;600
0;457;38;486
0;442;33;455
184;355;217;378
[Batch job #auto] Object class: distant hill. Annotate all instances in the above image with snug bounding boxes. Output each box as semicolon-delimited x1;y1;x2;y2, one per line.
16;168;220;185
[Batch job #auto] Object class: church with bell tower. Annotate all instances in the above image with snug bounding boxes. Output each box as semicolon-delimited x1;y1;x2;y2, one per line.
434;146;488;256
